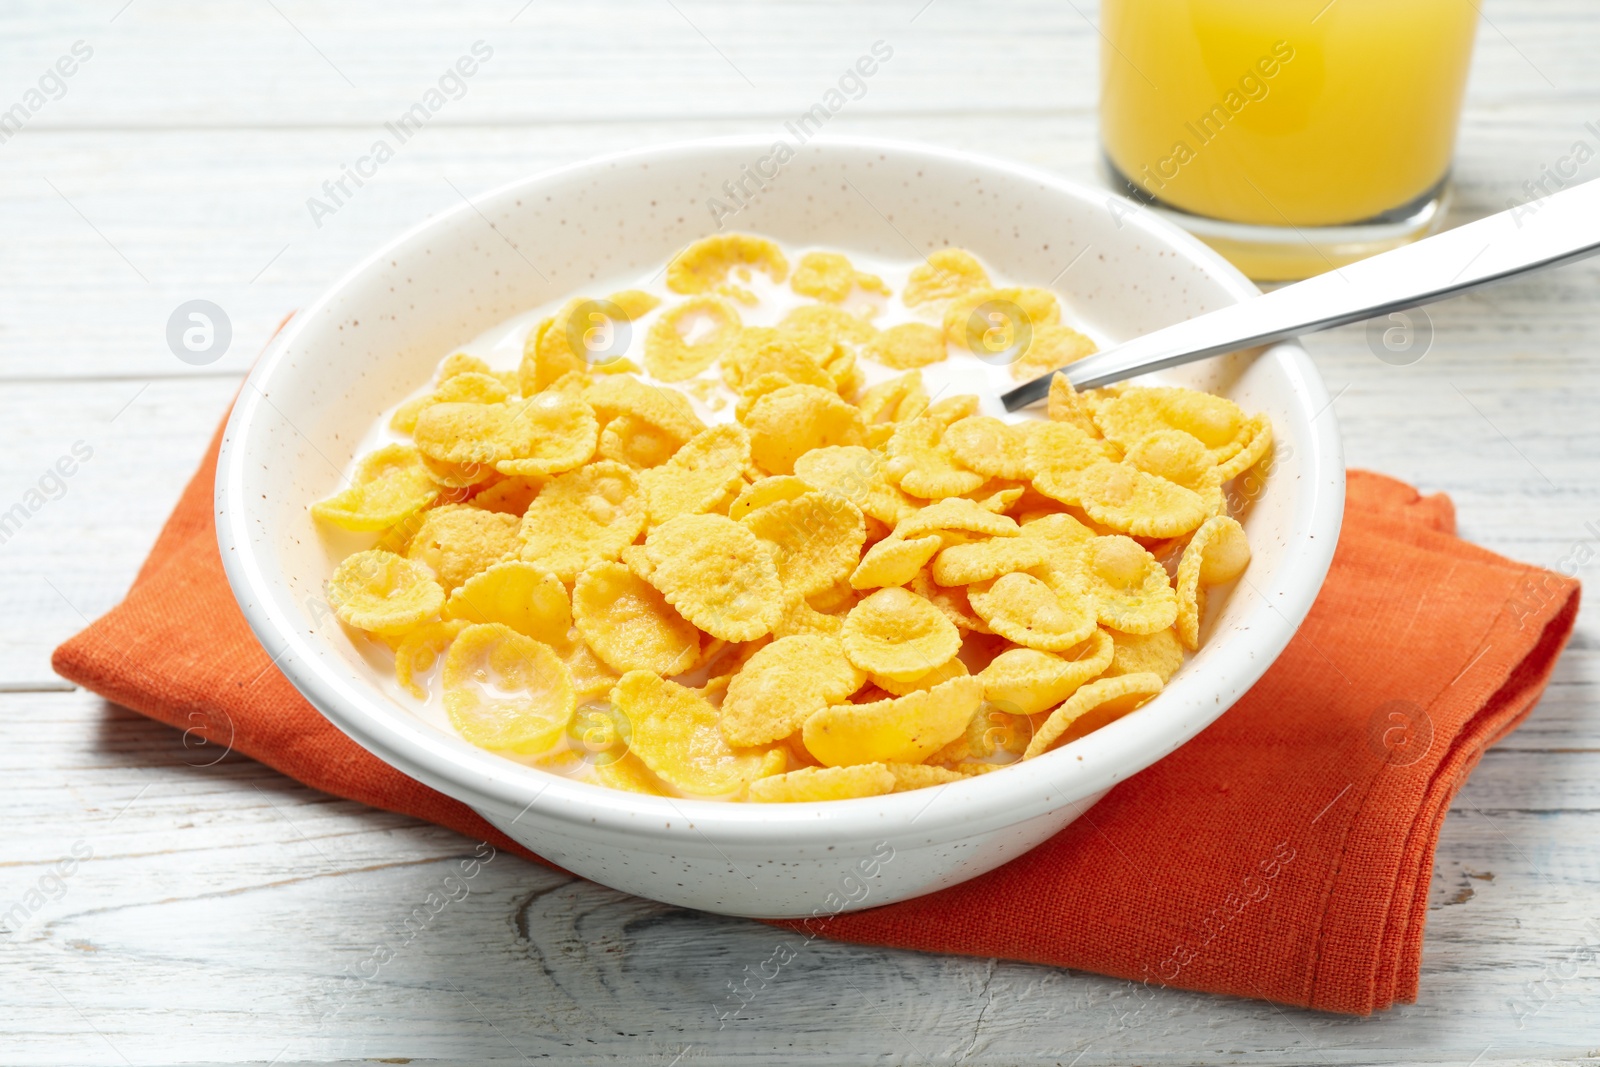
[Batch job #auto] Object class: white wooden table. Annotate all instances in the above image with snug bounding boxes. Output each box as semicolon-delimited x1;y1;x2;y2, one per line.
3;2;1597;1063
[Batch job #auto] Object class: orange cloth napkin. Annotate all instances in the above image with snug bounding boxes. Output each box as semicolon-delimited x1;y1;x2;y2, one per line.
52;417;1579;1016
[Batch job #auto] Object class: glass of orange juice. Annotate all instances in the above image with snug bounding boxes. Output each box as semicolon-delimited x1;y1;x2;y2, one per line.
1100;0;1479;280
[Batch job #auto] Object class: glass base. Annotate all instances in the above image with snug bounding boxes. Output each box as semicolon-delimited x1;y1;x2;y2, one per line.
1102;158;1451;282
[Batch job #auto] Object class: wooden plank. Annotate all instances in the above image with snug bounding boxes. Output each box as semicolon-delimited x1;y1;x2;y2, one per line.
0;690;1596;1065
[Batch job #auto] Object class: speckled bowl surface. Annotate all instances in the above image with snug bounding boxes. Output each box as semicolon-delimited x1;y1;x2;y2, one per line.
217;136;1344;918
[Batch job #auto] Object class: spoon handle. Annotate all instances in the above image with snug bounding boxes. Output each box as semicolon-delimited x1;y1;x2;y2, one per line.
1002;177;1600;410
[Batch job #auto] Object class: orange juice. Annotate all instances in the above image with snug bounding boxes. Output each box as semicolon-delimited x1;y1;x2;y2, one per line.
1100;0;1478;276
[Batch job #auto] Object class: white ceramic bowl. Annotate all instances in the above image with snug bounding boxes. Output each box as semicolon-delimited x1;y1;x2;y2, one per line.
218;136;1344;919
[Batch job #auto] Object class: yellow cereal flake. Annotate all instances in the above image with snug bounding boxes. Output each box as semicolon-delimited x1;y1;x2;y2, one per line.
643;513;783;642
312;444;440;531
1024;672;1164;759
892;496;1020;540
598;413;684;470
444;560;571;647
869;655;967;697
1103;627;1185;682
943;416;1035;481
561;637;623;699
613;671;781;796
902;248;990;307
1047;373;1100;438
645;295;742;382
1035;460;1207;538
911;568;993;634
442;623;575;755
884;415;987;500
519;299;599;395
438;352;491;381
1017;512;1096;566
741;490;866;598
840;586;961;683
881;762;968;791
585;374;706;443
793;445;918;526
749;763;897;802
802;675;982;766
967;571;1097;651
328;549;445;635
667;234;789;296
850;533;942;590
720;634;865;746
779;304;878;348
517;461;646;582
1175;515;1251;649
944;286;1062;352
1123;429;1212;488
641;423;750;526
771;593;847;638
1077;535;1180;635
394;619;469;700
930;537;1046;586
607;288;662;320
495;392;600;477
742;383;865;476
572;561;701;675
789;251;889;303
728;475;811;523
863;322;948;370
593;752;669;795
1214;414;1274;481
978;632;1113;715
720;326;834;395
1094;386;1248;460
471;477;541;516
1009;322;1097;381
856;370;931;425
413;402;508;468
1027;420;1117;480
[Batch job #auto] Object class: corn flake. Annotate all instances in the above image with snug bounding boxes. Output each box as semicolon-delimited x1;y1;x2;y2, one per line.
614;670;781;796
902;248;990;307
1078;535;1180;635
884;414;987;500
645;296;742;382
978;632;1113;715
445;560;571;646
779;304;878;348
840;586;961;682
517;461;645;582
794;445;917;526
967;571;1097;651
943;416;1035;481
328;549;445;635
598;413;684;470
728;475;811;523
742;383;865;475
312;444;440;532
741;490;866;598
442;623;575;754
643;513;783;642
930;537;1046;586
802;675;982;766
862;322;948;370
850;533;942;590
1009;322;1097;381
749;763;896;802
790;251;889;303
1103;627;1184;682
667;234;789;296
572;561;701;675
585;374;706;443
495;392;599;477
1024;672;1163;759
1175;515;1250;649
394;619;469;700
869;655;968;697
720;634;865;746
641;423;750;525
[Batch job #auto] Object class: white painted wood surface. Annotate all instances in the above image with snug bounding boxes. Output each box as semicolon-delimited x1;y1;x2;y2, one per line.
3;1;1598;1063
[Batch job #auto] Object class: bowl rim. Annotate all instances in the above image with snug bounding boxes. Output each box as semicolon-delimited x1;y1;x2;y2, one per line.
217;133;1345;846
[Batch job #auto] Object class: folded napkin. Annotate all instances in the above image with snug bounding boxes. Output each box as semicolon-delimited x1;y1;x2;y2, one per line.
53;416;1579;1015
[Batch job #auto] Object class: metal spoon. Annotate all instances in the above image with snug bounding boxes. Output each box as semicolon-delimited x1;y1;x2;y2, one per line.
1001;177;1600;411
